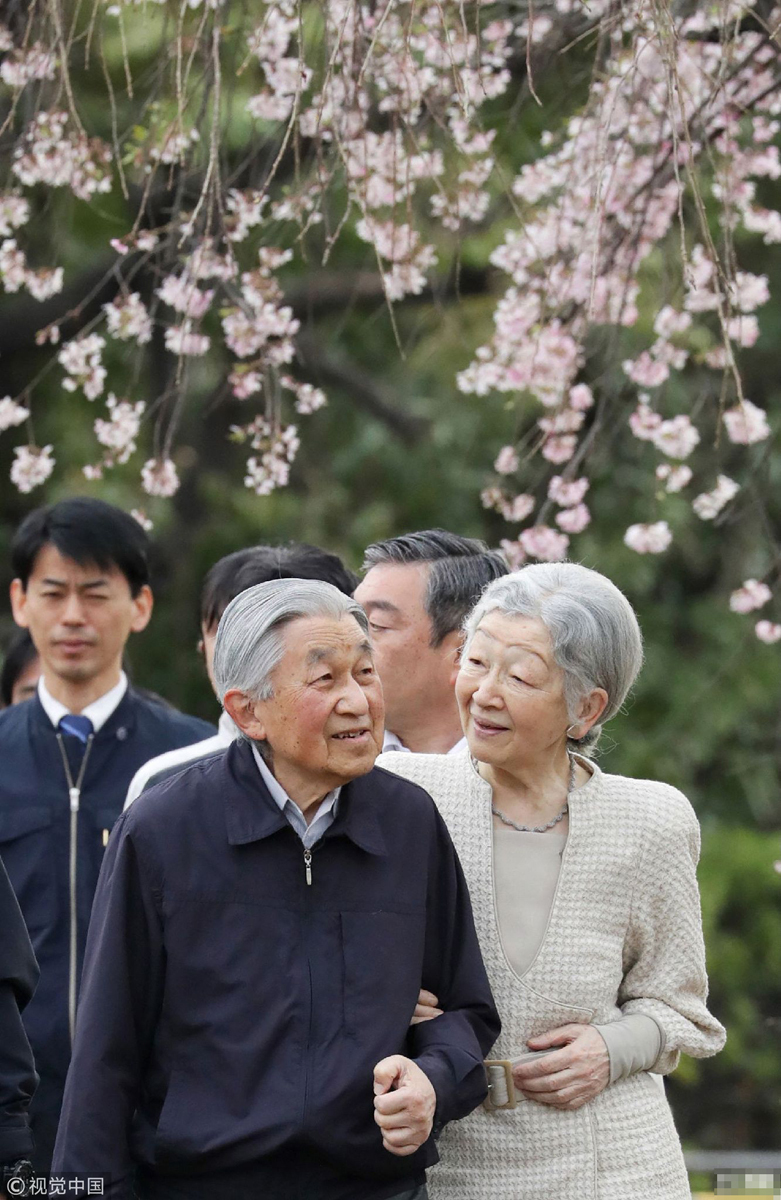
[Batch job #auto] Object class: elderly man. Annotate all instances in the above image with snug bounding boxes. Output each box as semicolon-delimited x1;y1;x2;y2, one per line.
53;580;499;1200
355;531;507;755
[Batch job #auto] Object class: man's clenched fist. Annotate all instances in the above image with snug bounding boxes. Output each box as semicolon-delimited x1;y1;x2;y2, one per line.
373;1055;436;1156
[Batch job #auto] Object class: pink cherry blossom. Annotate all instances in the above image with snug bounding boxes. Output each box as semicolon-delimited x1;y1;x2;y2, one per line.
0;192;29;237
755;620;781;644
141;457;180;498
568;384;594;411
0;397;30;431
499;539;527;570
624;521;673;554
157;275;214;319
164;324;210;357
653;307;692;339
656;464;692;493
94;395;145;463
229;369;263;400
555;503;590;533
692;475;740;520
10;444;54;493
58;334;106;400
723;400;770;445
519;525;570;561
104;293;152;344
651;414;701;460
548;476;589;507
629;402;662;441
494;445;519;475
623;352;670;389
499;494;536;522
730;580;772;614
541;434;577;464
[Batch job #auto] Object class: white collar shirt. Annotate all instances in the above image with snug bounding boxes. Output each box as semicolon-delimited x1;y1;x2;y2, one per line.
38;671;129;733
251;744;341;851
381;729;468;756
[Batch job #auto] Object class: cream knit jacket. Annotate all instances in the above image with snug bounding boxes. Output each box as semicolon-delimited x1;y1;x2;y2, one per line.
377;750;726;1200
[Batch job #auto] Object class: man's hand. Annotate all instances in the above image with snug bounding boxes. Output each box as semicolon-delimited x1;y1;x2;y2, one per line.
512;1024;610;1111
410;988;442;1025
373;1055;436;1156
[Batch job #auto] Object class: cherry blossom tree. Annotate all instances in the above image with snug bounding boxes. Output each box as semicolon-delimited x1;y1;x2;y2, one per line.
0;0;779;635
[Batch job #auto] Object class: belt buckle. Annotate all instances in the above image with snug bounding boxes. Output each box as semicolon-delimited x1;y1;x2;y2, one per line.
484;1058;517;1111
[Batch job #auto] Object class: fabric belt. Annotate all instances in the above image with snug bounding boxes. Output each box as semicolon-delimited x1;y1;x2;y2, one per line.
484;1049;556;1111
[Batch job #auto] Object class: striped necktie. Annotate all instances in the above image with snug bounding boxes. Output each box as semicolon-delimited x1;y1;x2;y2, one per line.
58;714;95;744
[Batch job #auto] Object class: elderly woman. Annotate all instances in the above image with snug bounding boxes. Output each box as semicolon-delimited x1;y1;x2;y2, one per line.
378;562;725;1200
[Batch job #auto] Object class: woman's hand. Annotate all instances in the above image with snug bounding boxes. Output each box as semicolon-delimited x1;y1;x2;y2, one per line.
512;1024;610;1110
410;989;442;1025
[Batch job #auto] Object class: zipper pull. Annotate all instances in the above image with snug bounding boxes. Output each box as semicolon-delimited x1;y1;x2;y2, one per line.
304;849;312;886
69;787;80;813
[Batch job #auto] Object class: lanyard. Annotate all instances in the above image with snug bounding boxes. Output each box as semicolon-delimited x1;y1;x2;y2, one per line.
55;732;95;812
55;731;95;1045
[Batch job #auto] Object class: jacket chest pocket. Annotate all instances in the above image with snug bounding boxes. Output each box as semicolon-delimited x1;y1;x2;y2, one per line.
341;909;426;1036
0;807;56;938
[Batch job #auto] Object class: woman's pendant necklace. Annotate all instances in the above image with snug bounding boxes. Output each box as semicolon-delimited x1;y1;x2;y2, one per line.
491;754;575;833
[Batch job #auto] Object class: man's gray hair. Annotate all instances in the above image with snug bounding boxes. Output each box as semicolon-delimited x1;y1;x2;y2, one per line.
213;578;369;703
362;529;507;646
464;563;644;752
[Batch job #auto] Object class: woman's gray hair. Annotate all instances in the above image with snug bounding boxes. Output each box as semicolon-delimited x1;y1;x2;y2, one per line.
464;563;644;753
213;578;369;704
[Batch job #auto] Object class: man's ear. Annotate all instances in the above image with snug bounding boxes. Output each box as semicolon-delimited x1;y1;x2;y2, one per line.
224;689;267;741
440;629;463;688
9;578;29;628
130;585;154;634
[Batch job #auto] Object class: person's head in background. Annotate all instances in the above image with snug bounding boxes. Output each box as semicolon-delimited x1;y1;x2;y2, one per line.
199;543;358;693
0;630;40;707
9;498;153;712
355;530;508;754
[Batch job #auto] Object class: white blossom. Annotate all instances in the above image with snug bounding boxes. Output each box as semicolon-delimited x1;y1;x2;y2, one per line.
94;395;145;462
624;521;673;554
0;397;30;431
730;579;771;614
58;334;107;400
692;475;740;519
723;399;771;445
164;324;210;357
10;444;54;493
141;457;180;497
104;293;153;343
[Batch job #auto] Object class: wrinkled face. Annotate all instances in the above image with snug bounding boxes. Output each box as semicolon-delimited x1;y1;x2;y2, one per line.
456;610;572;770
354;562;456;734
10;544;152;687
229;613;385;794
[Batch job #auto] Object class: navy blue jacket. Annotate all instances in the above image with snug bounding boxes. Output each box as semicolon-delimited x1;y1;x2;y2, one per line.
0;689;214;1123
0;854;38;1165
54;740;500;1200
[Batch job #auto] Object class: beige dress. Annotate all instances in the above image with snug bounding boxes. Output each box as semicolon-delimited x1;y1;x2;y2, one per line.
377;750;726;1200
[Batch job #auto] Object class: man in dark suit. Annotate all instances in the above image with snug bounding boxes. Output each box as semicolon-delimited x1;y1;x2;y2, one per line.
1;497;214;1172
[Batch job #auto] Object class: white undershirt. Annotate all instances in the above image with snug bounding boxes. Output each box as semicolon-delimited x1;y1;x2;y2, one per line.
37;672;128;733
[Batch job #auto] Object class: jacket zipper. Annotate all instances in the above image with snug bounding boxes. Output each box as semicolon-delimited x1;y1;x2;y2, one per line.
300;838;324;1125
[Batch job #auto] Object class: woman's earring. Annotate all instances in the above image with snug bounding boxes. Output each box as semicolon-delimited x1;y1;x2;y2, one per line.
566;723;580;738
